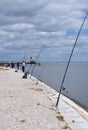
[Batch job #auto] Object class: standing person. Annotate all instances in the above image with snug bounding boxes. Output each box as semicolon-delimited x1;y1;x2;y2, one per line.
11;62;15;68
22;61;25;72
17;62;19;70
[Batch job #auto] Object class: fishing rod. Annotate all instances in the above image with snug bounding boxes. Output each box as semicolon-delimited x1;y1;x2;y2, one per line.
56;12;88;107
35;46;53;85
35;63;45;85
30;46;44;79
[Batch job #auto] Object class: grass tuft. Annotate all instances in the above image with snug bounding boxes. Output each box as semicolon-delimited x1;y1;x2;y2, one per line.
19;119;26;123
56;114;64;121
62;124;71;130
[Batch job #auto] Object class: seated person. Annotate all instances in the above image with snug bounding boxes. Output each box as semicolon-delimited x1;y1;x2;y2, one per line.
22;72;28;78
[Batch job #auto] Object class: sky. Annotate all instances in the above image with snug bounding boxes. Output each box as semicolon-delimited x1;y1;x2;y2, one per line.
0;0;88;62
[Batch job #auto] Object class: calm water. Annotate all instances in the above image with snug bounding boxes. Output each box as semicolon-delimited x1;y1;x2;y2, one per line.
25;63;88;109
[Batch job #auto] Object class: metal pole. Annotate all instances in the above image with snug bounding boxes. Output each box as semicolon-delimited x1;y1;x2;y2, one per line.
56;12;88;107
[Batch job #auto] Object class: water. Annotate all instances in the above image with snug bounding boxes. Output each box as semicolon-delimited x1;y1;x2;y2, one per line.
25;63;88;109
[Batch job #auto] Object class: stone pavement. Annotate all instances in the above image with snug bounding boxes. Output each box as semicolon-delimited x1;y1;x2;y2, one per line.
0;68;70;130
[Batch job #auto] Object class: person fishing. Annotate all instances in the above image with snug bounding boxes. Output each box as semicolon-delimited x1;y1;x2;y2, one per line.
22;61;25;72
17;62;19;70
11;62;15;68
22;72;28;78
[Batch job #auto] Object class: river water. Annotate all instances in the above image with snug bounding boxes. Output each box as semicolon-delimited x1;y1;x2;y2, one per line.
25;62;88;109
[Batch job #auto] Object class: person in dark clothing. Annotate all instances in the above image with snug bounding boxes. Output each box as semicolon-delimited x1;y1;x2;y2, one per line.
17;62;19;70
22;72;28;78
11;62;15;68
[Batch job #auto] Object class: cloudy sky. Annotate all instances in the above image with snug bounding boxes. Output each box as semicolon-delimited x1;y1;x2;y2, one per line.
0;0;88;62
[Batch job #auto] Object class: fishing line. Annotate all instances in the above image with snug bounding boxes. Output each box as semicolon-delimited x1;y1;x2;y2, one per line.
30;45;45;79
35;63;45;85
56;12;88;107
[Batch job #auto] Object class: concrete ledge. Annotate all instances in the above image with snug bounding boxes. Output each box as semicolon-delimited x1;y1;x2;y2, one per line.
61;95;88;122
48;93;88;130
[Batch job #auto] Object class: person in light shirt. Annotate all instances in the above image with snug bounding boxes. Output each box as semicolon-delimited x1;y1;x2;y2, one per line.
22;61;25;72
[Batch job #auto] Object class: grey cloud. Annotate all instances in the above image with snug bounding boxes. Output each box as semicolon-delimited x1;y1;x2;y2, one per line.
0;0;88;61
0;0;50;16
